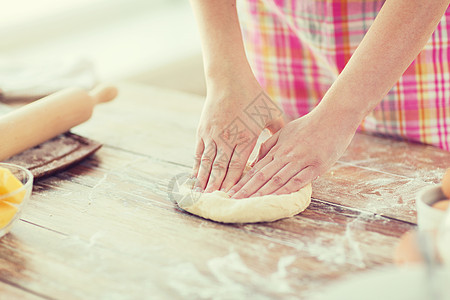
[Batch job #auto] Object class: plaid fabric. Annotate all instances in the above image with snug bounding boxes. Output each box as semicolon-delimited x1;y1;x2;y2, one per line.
238;0;450;150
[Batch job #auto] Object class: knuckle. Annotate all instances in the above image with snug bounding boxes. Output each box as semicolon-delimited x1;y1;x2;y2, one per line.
237;131;254;145
247;168;258;177
228;159;243;170
309;156;325;167
272;175;283;186
201;155;214;163
204;148;216;158
220;128;231;141
194;153;203;162
232;183;242;191
211;172;223;180
212;162;226;171
281;148;292;156
216;152;229;164
292;177;304;186
238;131;251;140
239;188;249;196
255;172;266;182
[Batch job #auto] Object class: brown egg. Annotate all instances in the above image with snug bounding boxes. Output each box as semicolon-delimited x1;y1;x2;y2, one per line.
441;168;450;198
393;231;423;265
432;199;450;211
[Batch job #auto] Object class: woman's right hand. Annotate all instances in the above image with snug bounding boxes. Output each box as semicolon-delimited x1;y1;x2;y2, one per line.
192;72;284;193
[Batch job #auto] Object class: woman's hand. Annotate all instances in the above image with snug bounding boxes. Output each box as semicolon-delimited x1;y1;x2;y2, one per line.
191;73;284;193
228;107;359;198
189;0;286;192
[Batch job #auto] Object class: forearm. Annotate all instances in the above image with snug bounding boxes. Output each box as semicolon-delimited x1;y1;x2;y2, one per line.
189;0;253;82
316;0;450;128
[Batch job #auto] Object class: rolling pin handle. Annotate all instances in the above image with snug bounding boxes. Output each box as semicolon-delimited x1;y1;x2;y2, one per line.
89;85;118;105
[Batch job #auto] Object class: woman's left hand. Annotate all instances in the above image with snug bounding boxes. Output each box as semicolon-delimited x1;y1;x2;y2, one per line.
228;108;359;198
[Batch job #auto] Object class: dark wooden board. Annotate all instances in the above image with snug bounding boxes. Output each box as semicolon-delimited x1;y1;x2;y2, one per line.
0;104;102;179
6;133;102;179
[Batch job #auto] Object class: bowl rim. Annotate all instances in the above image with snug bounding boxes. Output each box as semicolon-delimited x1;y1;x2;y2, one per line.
416;184;447;211
0;162;33;201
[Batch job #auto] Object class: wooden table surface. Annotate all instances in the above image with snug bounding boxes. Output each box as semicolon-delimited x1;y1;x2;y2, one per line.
1;82;449;299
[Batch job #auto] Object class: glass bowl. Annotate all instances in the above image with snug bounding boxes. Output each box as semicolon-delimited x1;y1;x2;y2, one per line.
0;163;33;238
416;184;447;231
437;209;450;265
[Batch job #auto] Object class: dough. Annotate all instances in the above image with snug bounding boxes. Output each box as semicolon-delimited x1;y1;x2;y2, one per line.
176;177;312;224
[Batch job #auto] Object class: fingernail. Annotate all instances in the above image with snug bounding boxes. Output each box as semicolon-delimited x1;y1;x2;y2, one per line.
253;193;261;197
194;187;203;192
228;189;236;195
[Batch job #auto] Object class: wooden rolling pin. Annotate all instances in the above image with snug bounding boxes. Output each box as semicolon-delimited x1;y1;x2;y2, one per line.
0;85;118;161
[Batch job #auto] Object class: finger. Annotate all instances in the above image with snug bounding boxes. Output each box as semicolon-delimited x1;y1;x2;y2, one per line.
191;138;205;178
194;141;217;191
227;152;273;197
220;143;254;192
204;148;232;193
266;116;284;134
231;158;286;199
250;162;299;197
256;130;280;162
273;166;317;195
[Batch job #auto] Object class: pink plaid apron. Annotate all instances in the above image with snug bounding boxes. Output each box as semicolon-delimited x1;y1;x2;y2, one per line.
239;0;450;150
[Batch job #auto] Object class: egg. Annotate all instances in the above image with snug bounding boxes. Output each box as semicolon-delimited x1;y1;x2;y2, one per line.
393;231;423;265
441;168;450;198
432;199;450;211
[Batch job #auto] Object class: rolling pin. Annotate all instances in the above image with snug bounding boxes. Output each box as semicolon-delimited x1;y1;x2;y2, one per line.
0;85;118;161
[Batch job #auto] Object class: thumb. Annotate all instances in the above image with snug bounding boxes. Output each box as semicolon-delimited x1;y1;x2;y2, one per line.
265;116;284;134
254;129;281;164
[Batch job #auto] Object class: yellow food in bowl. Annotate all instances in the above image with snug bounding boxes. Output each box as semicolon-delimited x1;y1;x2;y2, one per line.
0;167;25;204
0;202;17;228
0;167;25;229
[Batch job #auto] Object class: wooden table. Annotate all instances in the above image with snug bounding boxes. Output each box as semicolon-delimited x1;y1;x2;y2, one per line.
1;82;449;299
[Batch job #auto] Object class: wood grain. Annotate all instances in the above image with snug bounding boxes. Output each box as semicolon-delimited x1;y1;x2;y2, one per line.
74;83;447;222
0;82;440;299
8;147;413;298
0;280;45;300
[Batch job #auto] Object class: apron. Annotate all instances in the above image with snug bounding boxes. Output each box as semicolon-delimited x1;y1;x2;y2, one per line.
238;0;450;150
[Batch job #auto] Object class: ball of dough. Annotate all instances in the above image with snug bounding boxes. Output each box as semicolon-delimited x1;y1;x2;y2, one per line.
441;168;450;198
176;178;312;224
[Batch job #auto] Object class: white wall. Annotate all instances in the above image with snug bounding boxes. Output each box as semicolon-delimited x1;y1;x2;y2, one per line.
0;0;205;94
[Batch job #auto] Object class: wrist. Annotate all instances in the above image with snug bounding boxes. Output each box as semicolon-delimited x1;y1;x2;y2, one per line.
314;78;380;132
312;96;363;135
204;56;254;84
205;64;262;98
